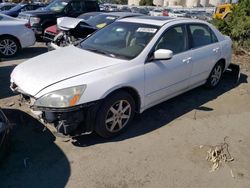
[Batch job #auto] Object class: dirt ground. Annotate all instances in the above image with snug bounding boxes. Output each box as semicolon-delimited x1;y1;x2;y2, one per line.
0;43;250;188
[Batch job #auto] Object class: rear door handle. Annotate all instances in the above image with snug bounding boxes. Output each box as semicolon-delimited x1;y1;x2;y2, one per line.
182;57;192;64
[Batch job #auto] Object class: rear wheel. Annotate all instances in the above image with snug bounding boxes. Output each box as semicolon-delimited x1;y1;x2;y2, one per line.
0;36;19;58
95;91;135;138
206;62;224;88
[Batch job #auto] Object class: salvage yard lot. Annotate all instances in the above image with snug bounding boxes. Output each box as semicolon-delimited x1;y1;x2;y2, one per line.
0;43;250;188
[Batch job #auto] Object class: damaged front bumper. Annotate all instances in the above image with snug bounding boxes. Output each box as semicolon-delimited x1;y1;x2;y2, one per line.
18;93;100;136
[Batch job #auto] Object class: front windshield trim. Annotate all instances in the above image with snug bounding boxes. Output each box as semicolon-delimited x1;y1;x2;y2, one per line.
80;22;160;60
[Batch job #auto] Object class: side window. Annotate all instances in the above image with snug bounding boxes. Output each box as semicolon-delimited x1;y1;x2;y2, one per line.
85;1;98;11
155;25;187;54
68;1;82;12
6;6;12;10
219;8;225;14
23;5;33;11
189;24;215;48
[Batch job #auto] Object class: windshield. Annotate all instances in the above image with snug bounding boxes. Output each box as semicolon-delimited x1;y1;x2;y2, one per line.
86;14;119;29
45;0;69;12
80;22;159;60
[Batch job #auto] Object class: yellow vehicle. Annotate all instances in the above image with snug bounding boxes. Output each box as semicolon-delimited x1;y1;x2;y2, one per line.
213;3;233;20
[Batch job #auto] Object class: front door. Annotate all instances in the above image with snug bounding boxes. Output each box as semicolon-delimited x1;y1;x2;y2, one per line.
144;25;193;108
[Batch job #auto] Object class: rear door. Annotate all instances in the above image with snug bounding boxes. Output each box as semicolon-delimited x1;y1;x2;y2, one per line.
187;23;221;86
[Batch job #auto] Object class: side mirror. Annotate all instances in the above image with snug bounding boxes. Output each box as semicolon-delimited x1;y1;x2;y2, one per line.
153;49;173;60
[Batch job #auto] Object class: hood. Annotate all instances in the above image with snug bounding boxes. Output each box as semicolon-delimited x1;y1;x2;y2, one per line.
11;46;125;96
57;17;83;30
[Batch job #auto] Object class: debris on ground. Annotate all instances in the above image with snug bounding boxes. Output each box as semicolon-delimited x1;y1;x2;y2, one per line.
200;137;234;177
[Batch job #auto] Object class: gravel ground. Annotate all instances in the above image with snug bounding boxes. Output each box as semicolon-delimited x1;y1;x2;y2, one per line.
0;43;250;188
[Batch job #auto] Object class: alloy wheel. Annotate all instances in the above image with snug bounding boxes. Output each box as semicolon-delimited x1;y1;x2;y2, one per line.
105;100;131;133
0;39;18;57
210;65;222;86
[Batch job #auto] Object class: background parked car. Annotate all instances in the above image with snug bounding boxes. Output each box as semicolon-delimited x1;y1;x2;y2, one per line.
43;12;102;42
118;6;131;12
18;0;100;39
168;9;187;18
48;12;143;49
132;7;149;15
150;9;163;16
1;3;43;17
0;13;35;57
0;3;16;12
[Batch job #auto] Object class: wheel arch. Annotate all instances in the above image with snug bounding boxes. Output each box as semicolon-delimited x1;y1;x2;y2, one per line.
0;34;21;48
102;86;141;113
217;58;226;71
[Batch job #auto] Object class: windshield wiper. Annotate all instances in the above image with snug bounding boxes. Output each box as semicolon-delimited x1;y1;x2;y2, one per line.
85;47;116;58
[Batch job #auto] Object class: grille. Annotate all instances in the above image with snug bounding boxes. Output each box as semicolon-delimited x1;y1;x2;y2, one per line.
44;31;57;42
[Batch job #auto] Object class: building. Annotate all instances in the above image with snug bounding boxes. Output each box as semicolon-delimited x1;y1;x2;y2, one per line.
128;0;223;7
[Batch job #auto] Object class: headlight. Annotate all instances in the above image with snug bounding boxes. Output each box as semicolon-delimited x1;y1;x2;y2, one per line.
34;85;87;108
29;17;40;26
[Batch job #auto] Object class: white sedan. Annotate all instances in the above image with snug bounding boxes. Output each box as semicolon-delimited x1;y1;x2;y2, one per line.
0;13;35;57
10;17;232;137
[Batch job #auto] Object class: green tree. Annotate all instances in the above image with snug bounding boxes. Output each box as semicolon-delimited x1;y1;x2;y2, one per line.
212;0;250;51
139;0;153;6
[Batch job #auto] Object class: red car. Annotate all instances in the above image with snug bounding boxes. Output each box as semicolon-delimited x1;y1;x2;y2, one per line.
162;9;169;16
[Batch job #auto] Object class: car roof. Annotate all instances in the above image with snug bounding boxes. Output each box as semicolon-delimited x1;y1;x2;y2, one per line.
118;16;202;26
101;12;143;18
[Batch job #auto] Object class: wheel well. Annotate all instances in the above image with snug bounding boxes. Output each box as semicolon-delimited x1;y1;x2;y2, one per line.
217;58;226;71
0;34;21;48
105;87;141;113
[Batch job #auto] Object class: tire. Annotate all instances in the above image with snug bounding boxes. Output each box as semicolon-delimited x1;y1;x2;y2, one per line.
95;91;135;138
206;62;224;88
0;36;19;58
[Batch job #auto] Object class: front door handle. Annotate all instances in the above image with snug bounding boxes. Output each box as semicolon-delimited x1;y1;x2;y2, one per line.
213;47;220;53
182;57;192;64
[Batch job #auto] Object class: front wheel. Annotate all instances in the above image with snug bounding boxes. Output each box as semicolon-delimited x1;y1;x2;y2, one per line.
206;62;224;88
95;91;135;138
